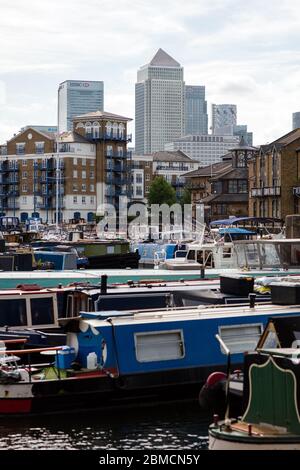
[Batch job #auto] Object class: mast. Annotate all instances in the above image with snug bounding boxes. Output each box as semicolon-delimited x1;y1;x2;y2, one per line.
56;87;60;228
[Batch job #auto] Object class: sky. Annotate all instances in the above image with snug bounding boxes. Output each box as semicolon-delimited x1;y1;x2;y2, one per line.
0;0;300;146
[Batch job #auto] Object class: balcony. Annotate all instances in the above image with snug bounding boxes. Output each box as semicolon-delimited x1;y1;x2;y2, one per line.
293;187;300;196
105;152;128;159
156;165;190;171
251;188;263;197
86;131;132;142
7;190;20;197
106;164;125;172
172;180;185;187
263;186;281;196
106;177;126;186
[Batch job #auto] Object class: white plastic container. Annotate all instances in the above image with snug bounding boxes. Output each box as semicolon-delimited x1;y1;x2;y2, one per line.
86;352;98;370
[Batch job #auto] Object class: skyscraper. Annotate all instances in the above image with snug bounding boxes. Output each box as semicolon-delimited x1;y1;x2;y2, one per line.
184;86;208;135
293;112;300;130
212;104;237;135
233;124;253;146
58;80;104;132
135;49;184;154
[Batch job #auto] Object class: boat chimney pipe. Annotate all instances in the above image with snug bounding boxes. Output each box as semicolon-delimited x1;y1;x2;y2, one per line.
249;293;256;309
100;275;108;294
200;266;205;279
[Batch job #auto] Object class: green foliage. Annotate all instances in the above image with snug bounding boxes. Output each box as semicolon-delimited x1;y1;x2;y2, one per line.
179;187;191;206
148;176;177;206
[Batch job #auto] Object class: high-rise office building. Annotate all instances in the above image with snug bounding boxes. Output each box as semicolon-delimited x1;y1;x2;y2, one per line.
58;80;104;132
233;124;253;146
135;49;184;154
184;86;208;135
293;112;300;130
212;104;237;135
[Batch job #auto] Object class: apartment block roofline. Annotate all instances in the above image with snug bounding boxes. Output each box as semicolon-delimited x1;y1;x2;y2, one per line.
73;110;132;122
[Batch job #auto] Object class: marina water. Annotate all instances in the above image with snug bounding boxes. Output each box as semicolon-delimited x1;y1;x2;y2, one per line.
0;402;210;450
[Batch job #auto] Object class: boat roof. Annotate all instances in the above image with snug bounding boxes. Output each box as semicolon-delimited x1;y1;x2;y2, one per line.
60;303;300;328
218;228;256;235
210;217;283;226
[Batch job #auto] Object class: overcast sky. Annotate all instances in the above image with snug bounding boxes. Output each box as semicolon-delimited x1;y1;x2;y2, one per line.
0;0;300;145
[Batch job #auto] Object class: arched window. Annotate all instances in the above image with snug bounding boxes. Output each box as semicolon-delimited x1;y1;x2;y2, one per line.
85;122;92;135
76;122;84;129
112;122;118;137
106;122;112;137
92;121;100;138
119;123;125;139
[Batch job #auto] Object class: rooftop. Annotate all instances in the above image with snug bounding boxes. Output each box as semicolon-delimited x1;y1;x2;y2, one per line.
151;150;195;163
149;48;181;67
183;160;232;178
73;111;132;122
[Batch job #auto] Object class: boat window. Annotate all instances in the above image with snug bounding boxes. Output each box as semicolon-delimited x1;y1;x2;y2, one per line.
0;299;27;327
219;323;263;354
30;297;54;325
222;247;232;258
88;297;94;312
135;330;185;362
66;295;74;317
187;250;196;260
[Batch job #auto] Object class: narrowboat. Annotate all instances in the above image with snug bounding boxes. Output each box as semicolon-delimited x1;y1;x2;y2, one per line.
2;300;300;415
208;345;300;450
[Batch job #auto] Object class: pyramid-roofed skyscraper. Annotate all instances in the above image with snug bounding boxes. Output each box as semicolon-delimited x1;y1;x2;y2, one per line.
135;49;184;154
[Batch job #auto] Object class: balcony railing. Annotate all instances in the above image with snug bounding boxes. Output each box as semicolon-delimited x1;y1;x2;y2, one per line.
156;165;190;171
105;152;129;159
293;187;300;196
263;186;281;196
86;132;132;142
251;188;263;197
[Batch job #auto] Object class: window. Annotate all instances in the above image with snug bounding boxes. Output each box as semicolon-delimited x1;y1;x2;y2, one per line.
73;170;78;178
73;183;78;192
82;183;86;192
136;174;143;183
145;174;150;181
106;145;113;156
145;186;149;193
30;297;54;326
136;186;143;196
0;299;27;327
90;159;95;167
90;196;94;204
22;184;28;192
73;158;77;166
35;142;45;154
22;171;27;179
16;143;25;155
73;196;77;204
218;324;263;354
22;159;27;167
82;158;86;166
135;330;185;362
90;170;94;178
82;196;86;204
90;184;95;192
22;196;27;204
82;170;86;179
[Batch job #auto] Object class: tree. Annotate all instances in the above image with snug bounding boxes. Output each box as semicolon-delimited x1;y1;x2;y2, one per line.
179;187;191;206
148;176;177;206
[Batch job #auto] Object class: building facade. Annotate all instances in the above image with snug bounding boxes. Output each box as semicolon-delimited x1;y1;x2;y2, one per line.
249;129;300;220
184;85;208;135
293;112;300;130
131;151;198;203
58;80;104;132
185;138;257;222
135;49;185;155
0;111;132;222
212;104;237;135
164;134;239;166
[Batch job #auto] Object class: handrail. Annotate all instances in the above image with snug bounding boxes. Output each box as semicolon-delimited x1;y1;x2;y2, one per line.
215;334;231;420
0;346;64;355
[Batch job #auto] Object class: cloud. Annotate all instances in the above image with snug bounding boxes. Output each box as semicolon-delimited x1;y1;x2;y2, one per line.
0;0;300;146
